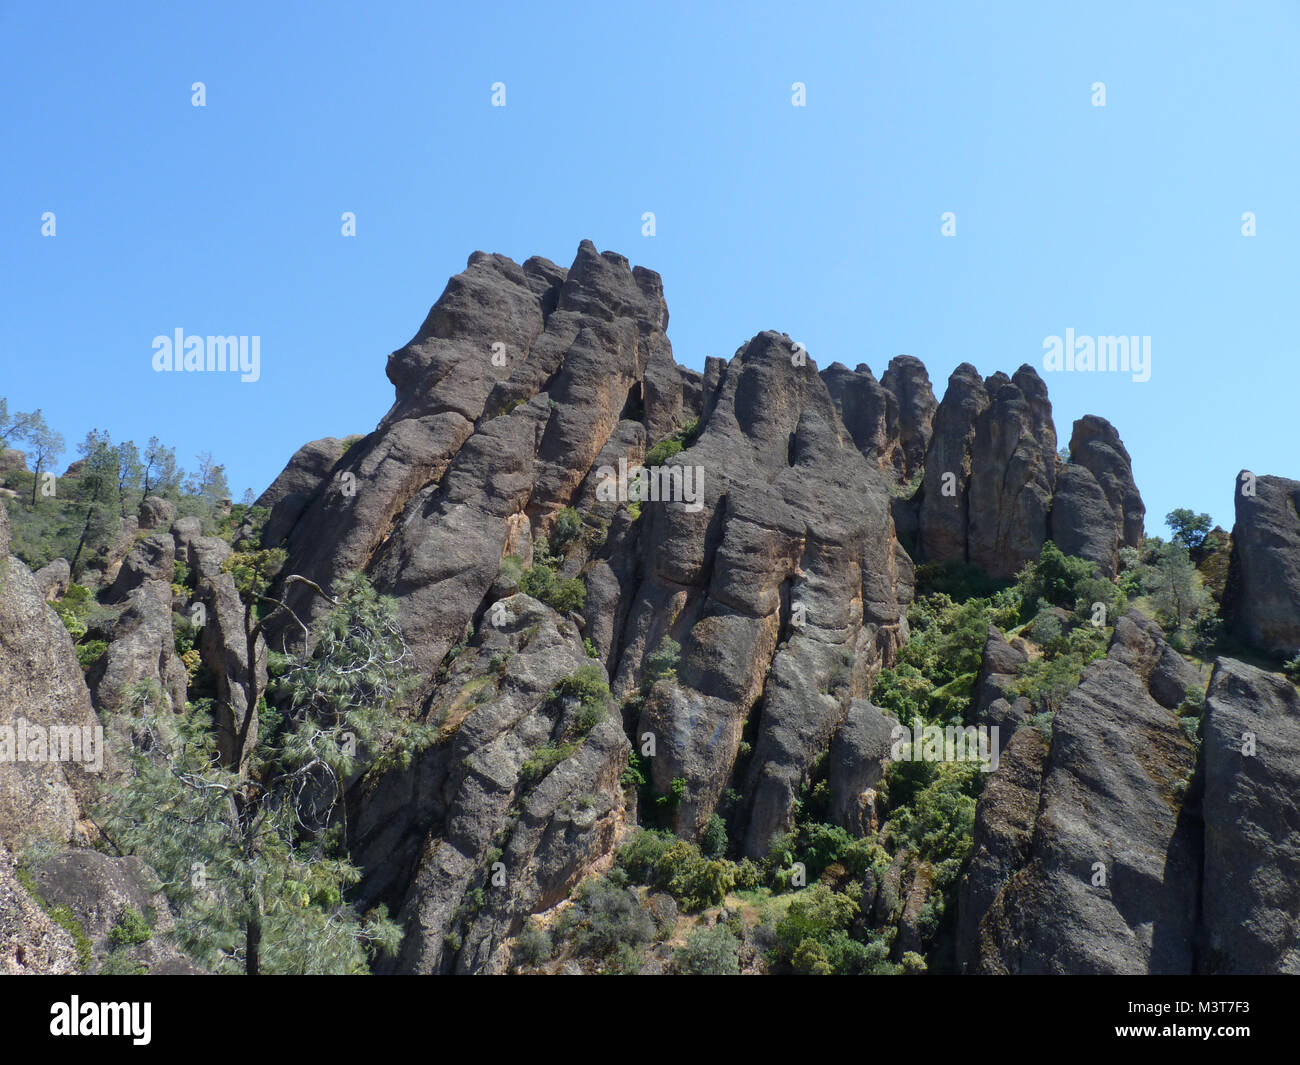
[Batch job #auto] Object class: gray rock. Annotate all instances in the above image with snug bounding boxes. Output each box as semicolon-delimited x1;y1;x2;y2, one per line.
1107;609;1203;710
827;700;894;836
350;594;629;974
90;580;188;717
1050;463;1120;575
880;355;937;481
25;847;203;974
33;558;71;601
917;364;988;565
970;624;1028;726
137;495;176;530
966;367;1058;580
105;533;175;604
1068;415;1145;551
0;507;108;852
0;843;78;973
969;655;1200;973
957;725;1049;972
1200;658;1300;973
1225;472;1300;657
256;436;347;546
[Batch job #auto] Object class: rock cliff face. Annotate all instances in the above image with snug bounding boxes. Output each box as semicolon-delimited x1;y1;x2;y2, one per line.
1225;472;1300;658
0;506;107;853
4;241;1299;976
959;607;1300;976
908;366;1143;579
821;355;936;481
960;612;1202;974
247;243;1298;975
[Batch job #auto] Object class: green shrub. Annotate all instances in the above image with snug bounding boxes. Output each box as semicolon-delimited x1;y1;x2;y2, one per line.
644;420;700;468
1026;611;1063;650
518;741;574;785
52;584;93;639
644;636;681;687
620;750;647;790
616;829;676;886
701;814;729;858
513;919;553;967
557;875;654;962
519;561;586;614
1177;685;1206;717
1012;652;1091;713
1014;541;1097;616
615;831;733;911
48;905;94;970
1283;655;1300;685
108;905;152;947
550;507;585;553
674;924;741;975
75;639;108;670
551;664;611;734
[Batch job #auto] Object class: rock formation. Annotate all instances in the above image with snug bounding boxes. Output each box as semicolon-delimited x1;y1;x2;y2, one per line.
4;240;1297;977
1225;472;1300;657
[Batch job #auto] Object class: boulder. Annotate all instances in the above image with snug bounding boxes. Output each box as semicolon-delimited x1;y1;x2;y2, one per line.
1049;463;1120;574
916;364;988;565
256;436;347;546
137;495;176;530
964;639;1200;973
90;580;188;717
105;533;175;604
827;700;894;836
880;355;937;481
33;558;71;601
23;847;204;974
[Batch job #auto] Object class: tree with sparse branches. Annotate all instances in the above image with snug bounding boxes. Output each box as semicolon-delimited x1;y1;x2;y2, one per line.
69;430;122;577
100;573;419;974
0;398;36;452
142;436;182;498
21;409;65;505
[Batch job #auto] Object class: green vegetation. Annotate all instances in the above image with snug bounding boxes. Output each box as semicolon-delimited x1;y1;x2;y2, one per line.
108;906;152;948
674;923;741;974
512;536;588;615
99;574;415;974
550;871;655;974
616;830;735;912
1284;655;1300;685
1;395;243;576
14;865;95;971
644;419;700;468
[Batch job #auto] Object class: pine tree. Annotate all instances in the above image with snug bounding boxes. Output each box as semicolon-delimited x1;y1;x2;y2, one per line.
98;574;421;974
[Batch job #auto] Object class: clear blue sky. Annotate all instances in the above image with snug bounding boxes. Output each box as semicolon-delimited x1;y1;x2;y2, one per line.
3;1;1296;531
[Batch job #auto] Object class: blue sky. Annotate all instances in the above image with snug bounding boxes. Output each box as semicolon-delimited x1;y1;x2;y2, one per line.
3;1;1296;530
